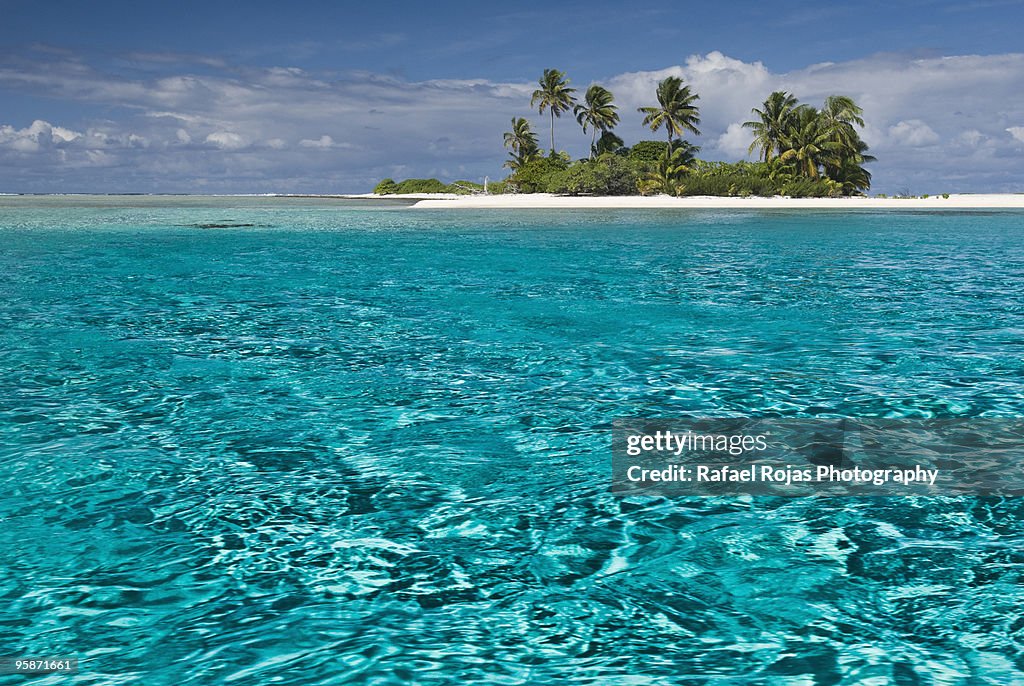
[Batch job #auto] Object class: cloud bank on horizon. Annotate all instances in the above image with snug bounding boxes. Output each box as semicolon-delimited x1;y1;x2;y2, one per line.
1;49;1022;194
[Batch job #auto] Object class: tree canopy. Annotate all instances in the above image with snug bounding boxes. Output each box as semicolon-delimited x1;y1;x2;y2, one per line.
531;68;577;152
638;76;702;144
574;85;620;159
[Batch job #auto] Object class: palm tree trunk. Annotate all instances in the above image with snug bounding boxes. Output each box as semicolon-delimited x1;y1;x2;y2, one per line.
591;128;597;160
550;110;555;152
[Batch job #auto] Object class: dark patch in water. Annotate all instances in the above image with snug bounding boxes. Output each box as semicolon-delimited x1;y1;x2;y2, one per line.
183;221;271;229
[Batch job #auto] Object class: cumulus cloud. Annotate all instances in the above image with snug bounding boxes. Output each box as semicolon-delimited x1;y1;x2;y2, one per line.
0;119;80;151
715;122;753;159
299;135;347;149
889;120;940;147
204;131;248;150
0;49;1022;193
602;51;1024;192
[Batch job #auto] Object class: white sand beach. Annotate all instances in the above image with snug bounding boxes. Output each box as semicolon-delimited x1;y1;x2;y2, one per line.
411;193;1024;209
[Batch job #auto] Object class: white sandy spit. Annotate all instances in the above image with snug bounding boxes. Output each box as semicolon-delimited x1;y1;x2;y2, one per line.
411;193;1024;209
345;193;464;200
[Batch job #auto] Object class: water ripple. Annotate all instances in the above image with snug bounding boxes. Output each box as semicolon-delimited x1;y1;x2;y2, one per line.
1;201;1023;683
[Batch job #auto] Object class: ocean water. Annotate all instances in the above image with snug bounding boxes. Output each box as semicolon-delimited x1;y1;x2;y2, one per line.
1;196;1023;684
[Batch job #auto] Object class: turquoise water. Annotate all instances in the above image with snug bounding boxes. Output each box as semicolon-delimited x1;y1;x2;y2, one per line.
2;197;1023;684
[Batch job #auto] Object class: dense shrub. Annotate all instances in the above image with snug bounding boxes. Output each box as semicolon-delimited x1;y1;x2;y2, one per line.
499;150;850;198
391;178;451;194
679;174;777;197
627;140;670;163
778;178;840;197
509;155;570;193
547;155;640;195
373;177;512;195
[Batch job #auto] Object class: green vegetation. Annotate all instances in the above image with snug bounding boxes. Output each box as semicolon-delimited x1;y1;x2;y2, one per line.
375;70;878;198
638;76;701;145
373;178;487;195
503;117;540;170
638;146;691;196
373;178;399;194
744;92;873;194
574;85;620;159
547;154;639;196
594;130;625;156
507;154;570;193
531;68;577;153
743;91;798;163
628;140;673;163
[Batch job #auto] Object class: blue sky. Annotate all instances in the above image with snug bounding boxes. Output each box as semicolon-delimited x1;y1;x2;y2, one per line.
2;0;1023;193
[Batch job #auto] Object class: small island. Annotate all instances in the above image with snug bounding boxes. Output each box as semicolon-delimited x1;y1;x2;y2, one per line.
376;68;876;200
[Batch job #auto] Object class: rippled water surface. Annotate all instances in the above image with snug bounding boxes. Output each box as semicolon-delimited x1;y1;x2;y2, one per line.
2;197;1023;684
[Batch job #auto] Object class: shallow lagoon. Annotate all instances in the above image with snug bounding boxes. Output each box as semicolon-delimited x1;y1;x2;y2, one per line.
2;197;1023;684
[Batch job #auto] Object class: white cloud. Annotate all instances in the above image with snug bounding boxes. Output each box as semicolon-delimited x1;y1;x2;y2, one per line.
204;131;248;150
957;129;985;147
299;135;343;149
602;51;1024;192
1;50;1023;193
715;122;753;159
888;120;940;147
0;119;82;152
50;125;80;143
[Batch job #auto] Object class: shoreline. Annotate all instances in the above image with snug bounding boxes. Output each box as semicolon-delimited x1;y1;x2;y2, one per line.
410;193;1024;209
3;192;1023;210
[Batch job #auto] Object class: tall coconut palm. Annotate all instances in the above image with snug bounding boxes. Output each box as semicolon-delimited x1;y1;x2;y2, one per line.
503;117;540;170
743;91;799;162
819;95;866;152
778;106;838;179
638;76;701;145
815;96;871;191
821;96;865;137
574;85;620;159
531;69;577;153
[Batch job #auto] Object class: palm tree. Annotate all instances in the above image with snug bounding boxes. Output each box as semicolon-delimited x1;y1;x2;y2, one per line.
743;91;799;163
531;69;577;153
638;76;701;145
670;140;700;167
638;146;693;196
817;96;871;192
503;117;539;170
574;85;619;159
832;154;873;195
594;130;625;156
819;95;865;148
778;106;839;179
828;136;874;194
